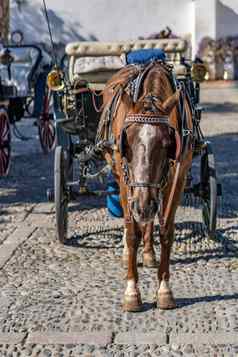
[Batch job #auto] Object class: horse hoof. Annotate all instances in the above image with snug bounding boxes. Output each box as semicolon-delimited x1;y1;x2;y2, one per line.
143;252;157;268
123;294;143;312
157;280;176;310
157;293;176;310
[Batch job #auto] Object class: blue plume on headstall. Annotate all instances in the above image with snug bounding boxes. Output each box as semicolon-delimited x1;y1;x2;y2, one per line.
126;48;166;65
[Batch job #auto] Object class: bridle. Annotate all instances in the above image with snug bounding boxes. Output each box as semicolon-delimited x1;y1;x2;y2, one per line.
120;113;173;187
120;111;182;230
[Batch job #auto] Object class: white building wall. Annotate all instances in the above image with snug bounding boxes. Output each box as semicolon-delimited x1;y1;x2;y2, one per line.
10;0;193;44
195;0;216;53
216;0;238;39
9;0;238;58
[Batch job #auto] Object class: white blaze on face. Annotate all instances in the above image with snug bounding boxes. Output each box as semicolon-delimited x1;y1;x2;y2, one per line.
139;125;156;148
125;279;137;296
137;125;157;169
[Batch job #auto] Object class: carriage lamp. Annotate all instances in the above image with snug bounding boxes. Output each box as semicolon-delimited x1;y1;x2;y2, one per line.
191;63;207;82
47;68;65;91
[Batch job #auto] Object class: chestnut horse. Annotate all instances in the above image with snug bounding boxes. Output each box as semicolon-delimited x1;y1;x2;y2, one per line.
100;61;193;311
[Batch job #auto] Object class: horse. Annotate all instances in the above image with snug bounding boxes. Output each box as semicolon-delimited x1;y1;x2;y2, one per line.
99;60;193;312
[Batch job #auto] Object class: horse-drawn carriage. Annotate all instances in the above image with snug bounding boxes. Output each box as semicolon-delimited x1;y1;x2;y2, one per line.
47;38;221;244
0;44;55;176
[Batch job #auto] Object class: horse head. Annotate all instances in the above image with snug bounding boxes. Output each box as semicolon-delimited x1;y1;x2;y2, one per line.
120;89;181;224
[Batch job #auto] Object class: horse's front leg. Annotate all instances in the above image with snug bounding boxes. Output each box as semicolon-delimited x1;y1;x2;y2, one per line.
123;221;143;312
157;223;176;309
157;170;189;309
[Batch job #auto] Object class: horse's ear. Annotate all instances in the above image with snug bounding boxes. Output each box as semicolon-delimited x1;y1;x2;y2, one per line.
162;89;181;114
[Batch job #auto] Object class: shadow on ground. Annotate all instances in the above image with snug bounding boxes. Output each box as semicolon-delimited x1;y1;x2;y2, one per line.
202;102;238;113
176;292;238;308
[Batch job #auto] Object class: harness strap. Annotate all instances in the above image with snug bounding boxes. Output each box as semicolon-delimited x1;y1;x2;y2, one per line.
133;61;155;102
160;162;181;235
129;182;162;188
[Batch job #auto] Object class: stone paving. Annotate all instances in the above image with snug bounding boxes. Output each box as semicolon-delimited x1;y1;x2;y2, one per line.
0;81;238;356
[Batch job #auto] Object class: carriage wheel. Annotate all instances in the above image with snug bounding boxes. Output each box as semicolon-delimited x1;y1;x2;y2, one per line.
0;110;11;176
200;141;217;237
55;146;69;243
38;90;56;154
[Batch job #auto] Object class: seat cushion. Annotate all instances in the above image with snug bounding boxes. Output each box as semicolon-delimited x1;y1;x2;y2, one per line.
74;55;125;74
66;39;188;57
126;48;166;65
77;70;119;84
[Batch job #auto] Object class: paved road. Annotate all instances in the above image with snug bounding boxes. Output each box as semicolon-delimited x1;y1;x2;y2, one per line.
0;81;238;356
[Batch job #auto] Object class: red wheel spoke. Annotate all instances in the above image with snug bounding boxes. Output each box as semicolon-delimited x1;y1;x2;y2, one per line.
0;111;11;176
38;91;55;154
39;115;55;153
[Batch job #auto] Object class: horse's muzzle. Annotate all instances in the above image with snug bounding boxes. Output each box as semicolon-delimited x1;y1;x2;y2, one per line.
131;198;159;224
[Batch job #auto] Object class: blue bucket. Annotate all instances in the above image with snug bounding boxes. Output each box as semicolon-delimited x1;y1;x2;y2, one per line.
106;172;123;218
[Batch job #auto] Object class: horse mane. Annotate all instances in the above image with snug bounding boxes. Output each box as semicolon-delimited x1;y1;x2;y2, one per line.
104;62;174;102
105;65;139;91
97;62;178;144
142;63;174;100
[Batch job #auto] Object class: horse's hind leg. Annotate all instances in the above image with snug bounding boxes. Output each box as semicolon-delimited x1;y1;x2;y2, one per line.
143;222;157;268
123;222;143;312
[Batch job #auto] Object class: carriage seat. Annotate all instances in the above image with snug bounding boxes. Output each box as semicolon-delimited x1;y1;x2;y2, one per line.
74;55;125;86
66;39;190;89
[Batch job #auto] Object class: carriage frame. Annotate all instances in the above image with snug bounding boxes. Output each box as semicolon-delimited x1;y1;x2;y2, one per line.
0;43;56;176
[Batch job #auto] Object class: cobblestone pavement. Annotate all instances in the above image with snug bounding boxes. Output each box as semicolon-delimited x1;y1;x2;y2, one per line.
0;81;238;356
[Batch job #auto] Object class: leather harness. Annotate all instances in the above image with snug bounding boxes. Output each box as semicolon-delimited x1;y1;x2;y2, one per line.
96;61;193;232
